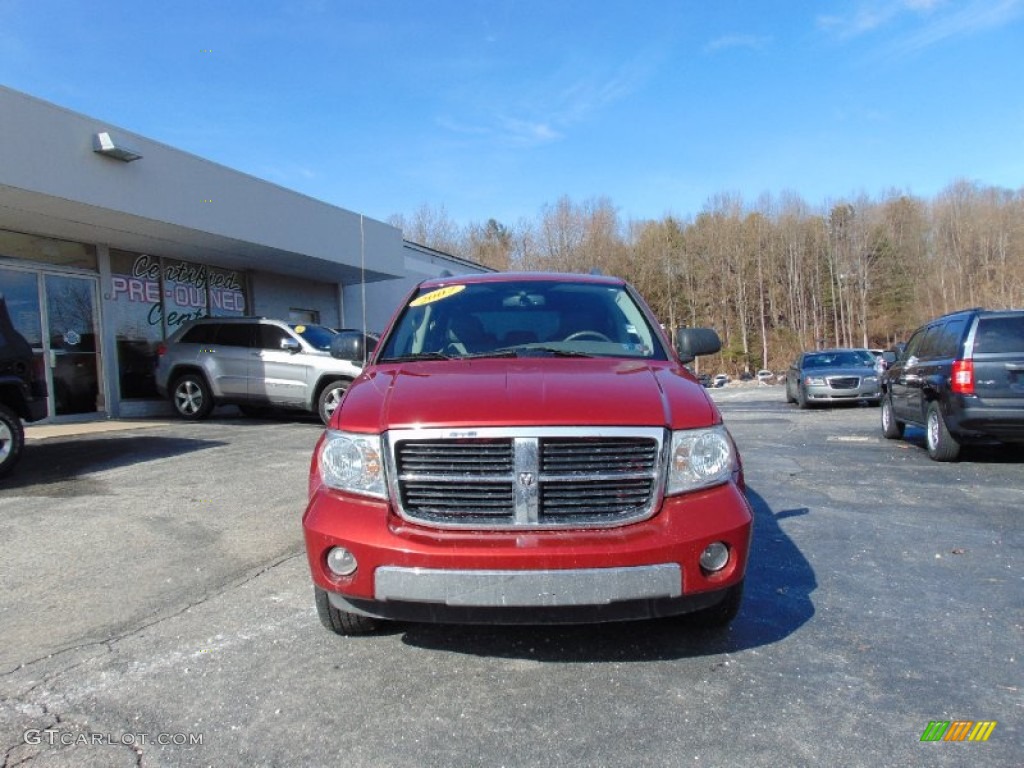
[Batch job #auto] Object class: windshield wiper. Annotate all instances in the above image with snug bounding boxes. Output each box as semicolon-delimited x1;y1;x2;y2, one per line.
378;351;454;363
514;346;595;358
459;349;520;359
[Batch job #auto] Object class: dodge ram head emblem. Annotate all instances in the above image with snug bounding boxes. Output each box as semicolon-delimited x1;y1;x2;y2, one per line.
518;472;536;486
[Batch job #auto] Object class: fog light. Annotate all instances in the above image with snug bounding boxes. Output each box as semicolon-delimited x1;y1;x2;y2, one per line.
699;541;729;573
326;547;357;577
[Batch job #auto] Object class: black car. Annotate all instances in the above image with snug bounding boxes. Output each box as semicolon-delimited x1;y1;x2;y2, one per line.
880;308;1024;461
0;294;48;477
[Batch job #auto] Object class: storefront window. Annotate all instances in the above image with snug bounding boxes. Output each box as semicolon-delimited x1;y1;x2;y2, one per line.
207;266;246;317
0;267;42;346
108;251;248;399
161;258;209;331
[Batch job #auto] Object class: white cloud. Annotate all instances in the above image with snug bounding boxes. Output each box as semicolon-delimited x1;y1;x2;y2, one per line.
497;117;562;146
891;0;1024;53
817;5;900;38
703;34;771;53
436;54;652;149
818;0;1023;46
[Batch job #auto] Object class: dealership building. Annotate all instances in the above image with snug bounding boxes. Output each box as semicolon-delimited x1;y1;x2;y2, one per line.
0;86;488;420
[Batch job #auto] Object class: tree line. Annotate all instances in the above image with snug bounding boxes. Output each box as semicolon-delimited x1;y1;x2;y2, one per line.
389;179;1024;373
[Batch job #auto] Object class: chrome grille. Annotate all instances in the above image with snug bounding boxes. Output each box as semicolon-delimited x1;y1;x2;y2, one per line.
386;427;666;529
828;376;860;390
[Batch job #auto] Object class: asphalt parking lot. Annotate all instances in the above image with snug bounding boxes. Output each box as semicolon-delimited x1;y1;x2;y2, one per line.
0;388;1020;767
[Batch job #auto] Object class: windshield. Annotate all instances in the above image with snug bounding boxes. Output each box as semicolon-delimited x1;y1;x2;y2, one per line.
377;280;668;362
290;324;337;351
802;350;875;368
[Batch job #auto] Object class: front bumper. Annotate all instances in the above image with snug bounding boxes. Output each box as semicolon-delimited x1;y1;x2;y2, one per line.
805;384;880;403
303;480;753;625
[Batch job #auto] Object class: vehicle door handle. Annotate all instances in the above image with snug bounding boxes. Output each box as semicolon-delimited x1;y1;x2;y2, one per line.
1006;363;1024;371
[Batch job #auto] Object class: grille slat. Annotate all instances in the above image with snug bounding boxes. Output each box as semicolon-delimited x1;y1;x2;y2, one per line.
828;376;860;390
390;430;663;529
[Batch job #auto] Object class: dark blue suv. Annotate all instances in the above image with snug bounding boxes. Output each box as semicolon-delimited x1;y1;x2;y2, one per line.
880;308;1024;461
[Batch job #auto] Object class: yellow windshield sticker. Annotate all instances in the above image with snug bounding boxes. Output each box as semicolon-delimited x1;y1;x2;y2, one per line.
410;285;466;307
294;325;306;333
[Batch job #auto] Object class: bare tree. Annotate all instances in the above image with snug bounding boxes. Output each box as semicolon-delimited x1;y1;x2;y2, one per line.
386;180;1023;372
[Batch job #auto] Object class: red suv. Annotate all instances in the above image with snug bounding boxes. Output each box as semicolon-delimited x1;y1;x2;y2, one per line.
302;273;753;634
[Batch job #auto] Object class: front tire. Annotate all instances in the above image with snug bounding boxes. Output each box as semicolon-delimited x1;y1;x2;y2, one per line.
317;379;350;425
880;395;905;439
926;401;961;461
314;587;380;635
797;384;810;409
0;404;25;478
172;373;214;420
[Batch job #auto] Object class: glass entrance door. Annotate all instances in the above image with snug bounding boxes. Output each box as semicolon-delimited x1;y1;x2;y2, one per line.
44;274;102;416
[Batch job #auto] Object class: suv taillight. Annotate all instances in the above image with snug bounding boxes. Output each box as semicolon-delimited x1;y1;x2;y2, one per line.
951;359;974;395
156;343;167;358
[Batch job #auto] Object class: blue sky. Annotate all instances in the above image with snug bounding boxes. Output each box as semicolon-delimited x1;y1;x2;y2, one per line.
2;1;1022;227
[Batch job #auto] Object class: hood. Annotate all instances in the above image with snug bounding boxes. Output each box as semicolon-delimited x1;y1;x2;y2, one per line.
337;358;719;433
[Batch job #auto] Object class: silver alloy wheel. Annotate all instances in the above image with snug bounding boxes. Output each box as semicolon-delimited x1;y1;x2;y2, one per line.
882;401;892;430
318;380;349;424
175;380;204;416
926;408;939;451
322;388;343;417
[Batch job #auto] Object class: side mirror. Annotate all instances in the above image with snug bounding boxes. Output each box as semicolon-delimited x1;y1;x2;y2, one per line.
330;330;367;363
675;327;721;363
280;337;301;354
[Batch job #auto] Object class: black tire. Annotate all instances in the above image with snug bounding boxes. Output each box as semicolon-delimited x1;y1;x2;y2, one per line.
683;581;744;628
880;395;905;439
314;586;380;635
926;401;961;461
0;404;25;478
317;379;350;425
171;373;214;420
796;384;810;409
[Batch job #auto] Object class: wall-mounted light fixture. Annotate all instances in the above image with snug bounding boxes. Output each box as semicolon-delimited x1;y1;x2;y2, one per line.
93;131;142;162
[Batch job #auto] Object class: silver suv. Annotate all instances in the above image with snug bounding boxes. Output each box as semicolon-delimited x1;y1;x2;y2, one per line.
155;317;362;424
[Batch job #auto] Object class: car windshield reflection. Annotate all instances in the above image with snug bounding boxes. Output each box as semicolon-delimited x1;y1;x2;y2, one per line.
377;279;668;362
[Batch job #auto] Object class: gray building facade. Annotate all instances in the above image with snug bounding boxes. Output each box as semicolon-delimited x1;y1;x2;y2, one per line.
0;86;488;420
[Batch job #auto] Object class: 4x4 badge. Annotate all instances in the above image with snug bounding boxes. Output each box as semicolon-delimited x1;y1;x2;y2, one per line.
518;472;536;486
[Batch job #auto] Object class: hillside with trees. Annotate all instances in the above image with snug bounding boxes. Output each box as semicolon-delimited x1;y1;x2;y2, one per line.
389;179;1024;374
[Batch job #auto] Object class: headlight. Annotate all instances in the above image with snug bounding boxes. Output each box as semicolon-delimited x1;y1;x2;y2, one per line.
318;430;387;498
667;426;735;495
805;376;826;386
864;375;878;384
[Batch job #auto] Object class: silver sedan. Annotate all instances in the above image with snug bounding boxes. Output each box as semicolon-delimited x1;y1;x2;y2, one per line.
785;348;881;408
